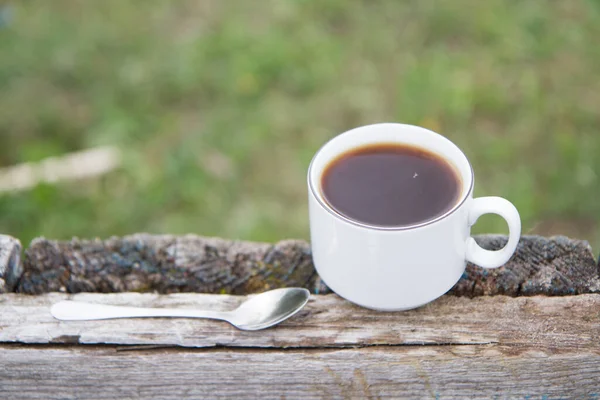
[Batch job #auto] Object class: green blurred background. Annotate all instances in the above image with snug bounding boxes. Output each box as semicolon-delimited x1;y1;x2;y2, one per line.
1;0;599;248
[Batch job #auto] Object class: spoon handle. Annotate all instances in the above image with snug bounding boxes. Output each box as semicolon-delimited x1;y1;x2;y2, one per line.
51;301;230;322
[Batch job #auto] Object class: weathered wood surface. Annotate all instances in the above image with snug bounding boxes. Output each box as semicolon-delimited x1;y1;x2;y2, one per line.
1;345;599;399
15;234;600;296
2;233;599;397
1;292;599;349
0;235;21;293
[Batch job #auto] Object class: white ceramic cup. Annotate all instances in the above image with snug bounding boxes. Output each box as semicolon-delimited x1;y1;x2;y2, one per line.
308;123;521;311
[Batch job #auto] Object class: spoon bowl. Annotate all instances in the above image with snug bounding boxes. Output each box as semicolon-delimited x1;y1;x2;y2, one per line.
229;287;311;330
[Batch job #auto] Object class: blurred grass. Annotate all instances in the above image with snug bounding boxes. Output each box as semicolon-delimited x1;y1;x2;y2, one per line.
1;0;600;247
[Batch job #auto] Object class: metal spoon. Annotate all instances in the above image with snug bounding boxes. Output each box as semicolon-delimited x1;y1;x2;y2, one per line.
50;288;310;331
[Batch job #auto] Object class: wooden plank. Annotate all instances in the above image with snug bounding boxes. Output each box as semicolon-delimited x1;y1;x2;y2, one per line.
1;345;599;399
1;293;599;349
16;234;599;296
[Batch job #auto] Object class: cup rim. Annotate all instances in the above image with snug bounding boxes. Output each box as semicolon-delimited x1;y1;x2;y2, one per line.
307;123;475;231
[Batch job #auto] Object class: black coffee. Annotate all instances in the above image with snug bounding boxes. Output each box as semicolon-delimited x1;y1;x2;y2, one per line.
321;143;461;227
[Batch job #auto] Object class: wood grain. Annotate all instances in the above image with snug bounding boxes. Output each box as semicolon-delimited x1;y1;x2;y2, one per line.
1;345;599;399
1;292;599;349
16;234;600;297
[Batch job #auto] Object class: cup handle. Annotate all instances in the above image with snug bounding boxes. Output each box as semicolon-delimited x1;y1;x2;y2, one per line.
465;197;521;269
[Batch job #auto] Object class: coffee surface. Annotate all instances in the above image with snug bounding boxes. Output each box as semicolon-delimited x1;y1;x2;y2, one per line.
321;143;461;227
